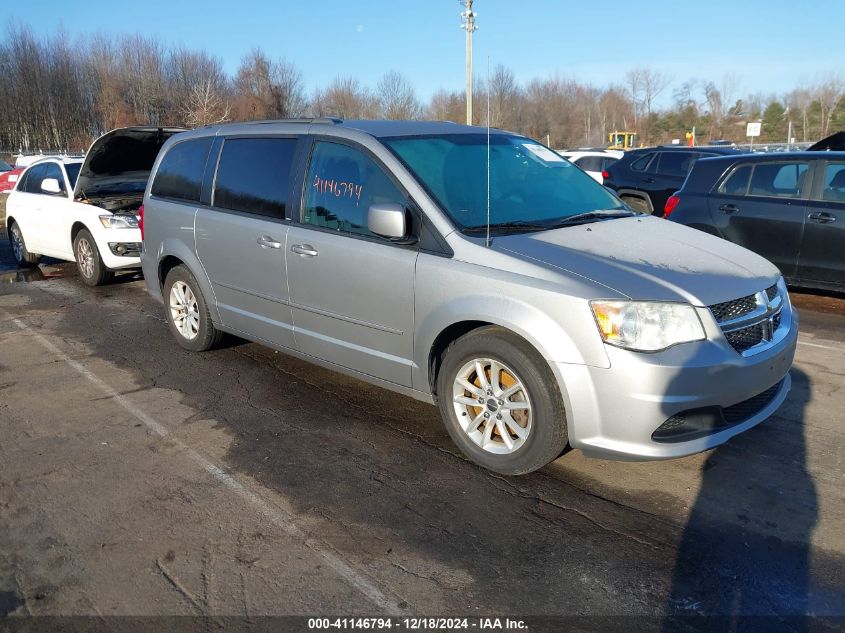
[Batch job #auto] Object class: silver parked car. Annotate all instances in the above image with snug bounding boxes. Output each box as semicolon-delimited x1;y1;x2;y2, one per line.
140;119;797;475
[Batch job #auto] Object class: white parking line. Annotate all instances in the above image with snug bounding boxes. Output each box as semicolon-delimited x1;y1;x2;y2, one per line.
797;338;845;352
4;313;410;616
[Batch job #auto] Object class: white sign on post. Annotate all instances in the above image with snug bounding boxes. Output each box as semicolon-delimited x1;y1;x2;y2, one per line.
746;122;761;137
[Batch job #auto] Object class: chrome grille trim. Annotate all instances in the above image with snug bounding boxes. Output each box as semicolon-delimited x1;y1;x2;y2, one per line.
709;282;789;356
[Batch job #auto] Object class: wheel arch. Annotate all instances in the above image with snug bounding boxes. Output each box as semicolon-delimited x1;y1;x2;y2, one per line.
420;295;598;397
617;189;654;213
152;238;221;325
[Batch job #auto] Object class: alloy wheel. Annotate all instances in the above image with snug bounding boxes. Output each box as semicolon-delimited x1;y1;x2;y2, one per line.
76;237;95;279
169;281;200;340
451;357;532;454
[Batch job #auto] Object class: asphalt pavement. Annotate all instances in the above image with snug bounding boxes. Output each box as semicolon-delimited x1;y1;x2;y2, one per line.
0;245;843;631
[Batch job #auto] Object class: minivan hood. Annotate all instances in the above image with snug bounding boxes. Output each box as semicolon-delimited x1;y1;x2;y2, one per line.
492;216;779;306
75;127;185;198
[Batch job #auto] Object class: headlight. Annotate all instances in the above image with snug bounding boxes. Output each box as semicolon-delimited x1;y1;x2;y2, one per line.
590;301;705;352
99;214;139;229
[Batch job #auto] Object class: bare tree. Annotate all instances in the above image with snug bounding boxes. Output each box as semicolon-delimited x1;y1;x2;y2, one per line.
181;79;231;127
376;70;420;120
311;77;377;119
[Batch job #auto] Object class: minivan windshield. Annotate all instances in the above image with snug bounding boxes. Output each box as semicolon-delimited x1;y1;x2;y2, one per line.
384;134;630;234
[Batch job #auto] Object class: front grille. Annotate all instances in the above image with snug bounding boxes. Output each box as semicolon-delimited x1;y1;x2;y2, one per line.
725;323;765;353
709;283;786;355
723;380;783;423
710;294;757;322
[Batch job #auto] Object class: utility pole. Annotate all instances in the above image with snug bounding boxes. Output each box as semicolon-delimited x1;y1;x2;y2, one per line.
460;0;477;125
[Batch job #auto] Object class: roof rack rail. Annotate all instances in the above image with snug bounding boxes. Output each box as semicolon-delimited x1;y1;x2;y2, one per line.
242;117;342;126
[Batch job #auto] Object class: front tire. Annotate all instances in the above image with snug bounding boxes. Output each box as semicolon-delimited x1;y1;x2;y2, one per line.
436;326;568;475
8;221;41;267
163;265;222;352
73;229;113;286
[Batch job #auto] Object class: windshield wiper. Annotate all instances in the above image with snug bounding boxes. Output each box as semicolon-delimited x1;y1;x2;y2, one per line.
463;220;554;235
552;209;637;226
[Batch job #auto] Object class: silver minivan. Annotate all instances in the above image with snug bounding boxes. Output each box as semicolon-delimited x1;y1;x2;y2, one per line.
140;119;797;475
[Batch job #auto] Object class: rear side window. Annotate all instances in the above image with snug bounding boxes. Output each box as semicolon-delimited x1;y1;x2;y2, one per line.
151;138;213;202
821;162;845;202
748;162;809;198
574;156;602;172
719;165;752;195
212;137;297;219
657;151;697;177
629;153;654;172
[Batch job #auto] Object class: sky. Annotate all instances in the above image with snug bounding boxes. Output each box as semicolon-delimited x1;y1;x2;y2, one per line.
9;0;844;106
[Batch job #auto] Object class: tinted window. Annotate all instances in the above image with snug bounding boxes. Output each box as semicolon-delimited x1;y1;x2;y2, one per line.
213;138;297;219
749;162;809;198
574;156;602;172
720;165;752;195
303;141;406;238
821;163;845;202
602;157;618;170
151;138;213;202
20;164;46;194
65;163;81;189
657;151;697;177
629;152;654;172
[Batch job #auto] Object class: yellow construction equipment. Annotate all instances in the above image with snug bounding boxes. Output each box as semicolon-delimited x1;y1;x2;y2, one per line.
608;131;638;150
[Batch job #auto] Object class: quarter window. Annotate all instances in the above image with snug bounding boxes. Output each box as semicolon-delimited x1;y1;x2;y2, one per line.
748;162;809;198
303;142;406;239
720;165;752;195
629;152;654;172
213;137;297;219
150;138;213;202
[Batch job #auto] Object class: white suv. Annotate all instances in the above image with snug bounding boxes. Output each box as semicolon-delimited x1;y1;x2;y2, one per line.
5;127;183;285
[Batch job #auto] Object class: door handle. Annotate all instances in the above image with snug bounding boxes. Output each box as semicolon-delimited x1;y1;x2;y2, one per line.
291;244;318;257
808;211;836;224
642;177;655;183
256;236;281;249
719;204;739;215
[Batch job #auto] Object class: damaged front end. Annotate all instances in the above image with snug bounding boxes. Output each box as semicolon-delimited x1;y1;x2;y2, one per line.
74;126;186;217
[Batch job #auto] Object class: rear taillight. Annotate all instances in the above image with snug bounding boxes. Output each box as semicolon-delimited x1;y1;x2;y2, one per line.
601;169;610;180
138;204;145;240
664;194;680;218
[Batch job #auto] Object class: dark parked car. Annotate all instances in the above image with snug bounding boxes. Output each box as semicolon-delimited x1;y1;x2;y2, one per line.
665;151;845;293
603;145;740;215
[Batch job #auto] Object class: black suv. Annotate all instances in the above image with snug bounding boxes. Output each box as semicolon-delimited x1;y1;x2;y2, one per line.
666;151;845;293
603;145;740;215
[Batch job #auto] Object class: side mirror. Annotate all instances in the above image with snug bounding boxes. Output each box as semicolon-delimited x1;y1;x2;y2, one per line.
368;203;407;239
40;178;62;195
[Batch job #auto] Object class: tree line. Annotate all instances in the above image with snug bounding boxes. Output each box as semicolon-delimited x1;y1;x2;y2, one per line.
1;25;843;153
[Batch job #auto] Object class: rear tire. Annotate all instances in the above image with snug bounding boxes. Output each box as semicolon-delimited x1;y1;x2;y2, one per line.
8;221;41;267
436;326;568;475
73;229;114;286
163;264;222;352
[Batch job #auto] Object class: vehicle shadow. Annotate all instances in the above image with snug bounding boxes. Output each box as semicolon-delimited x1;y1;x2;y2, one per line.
663;367;822;631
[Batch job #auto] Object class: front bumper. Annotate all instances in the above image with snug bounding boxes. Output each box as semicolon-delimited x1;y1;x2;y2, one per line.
557;306;798;461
